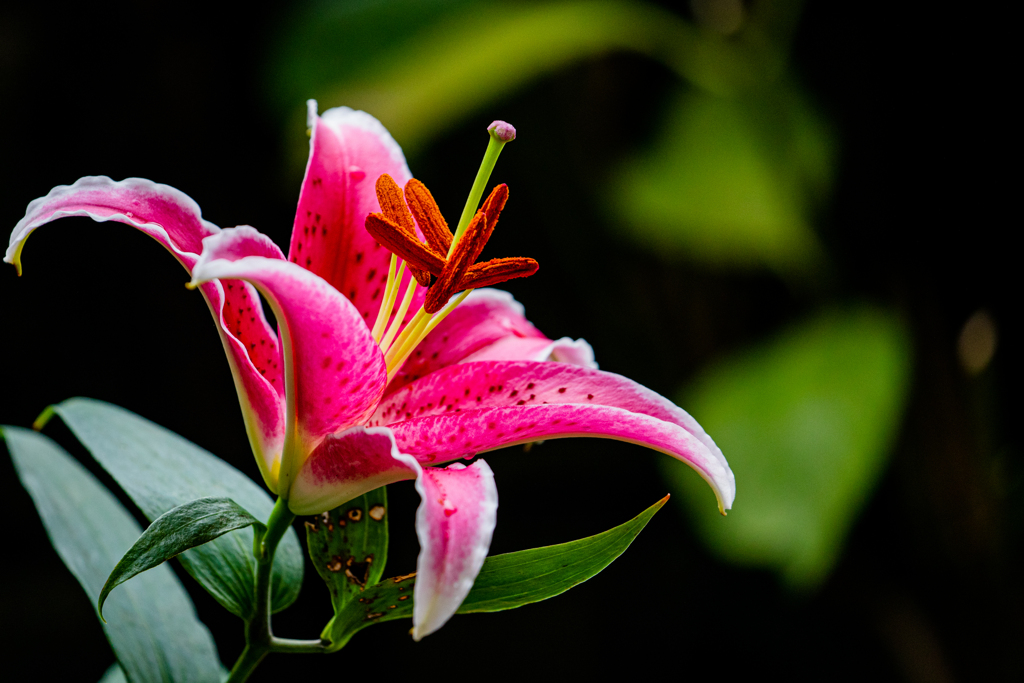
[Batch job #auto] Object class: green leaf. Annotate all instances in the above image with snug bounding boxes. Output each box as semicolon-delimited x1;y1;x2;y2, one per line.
98;665;127;683
323;494;668;650
100;497;262;620
665;307;911;588
45;398;303;618
2;426;223;682
609;87;834;274
306;487;389;621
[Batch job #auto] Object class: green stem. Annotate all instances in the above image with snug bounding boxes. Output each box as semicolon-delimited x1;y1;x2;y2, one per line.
226;497;325;682
225;645;266;683
449;134;508;256
270;637;329;654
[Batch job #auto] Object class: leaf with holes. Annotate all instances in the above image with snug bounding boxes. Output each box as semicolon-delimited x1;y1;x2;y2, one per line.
99;497;263;619
321;494;668;651
306;487;389;631
43;398;303;618
2;426;223;682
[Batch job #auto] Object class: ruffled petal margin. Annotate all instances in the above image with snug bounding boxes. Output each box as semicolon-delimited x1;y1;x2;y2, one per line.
5;177;287;488
372;361;735;513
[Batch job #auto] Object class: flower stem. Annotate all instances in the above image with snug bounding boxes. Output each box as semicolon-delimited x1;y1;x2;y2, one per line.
226;497;325;682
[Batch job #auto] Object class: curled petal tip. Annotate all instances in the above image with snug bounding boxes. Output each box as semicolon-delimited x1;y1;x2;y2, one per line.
487;120;516;142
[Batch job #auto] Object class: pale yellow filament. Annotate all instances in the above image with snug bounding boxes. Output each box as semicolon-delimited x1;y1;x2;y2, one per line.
378;274;417;352
385;289;472;382
370;254;399;341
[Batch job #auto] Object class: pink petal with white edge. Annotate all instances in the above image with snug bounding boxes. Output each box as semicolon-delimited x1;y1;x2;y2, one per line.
5;177;287;489
289;101;423;327
387;289;595;393
193;228;387;496
6;176;217;272
412;459;498;641
288;426;418;516
461;335;597;368
372;361;735;512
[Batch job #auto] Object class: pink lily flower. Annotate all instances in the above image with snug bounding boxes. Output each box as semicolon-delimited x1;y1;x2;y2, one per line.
6;102;734;640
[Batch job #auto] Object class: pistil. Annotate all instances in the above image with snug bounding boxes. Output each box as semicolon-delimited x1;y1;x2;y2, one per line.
449;120;516;254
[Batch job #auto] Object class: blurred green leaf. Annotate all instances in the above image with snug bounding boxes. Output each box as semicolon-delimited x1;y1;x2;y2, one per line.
99;497;262;620
272;0;752;155
3;427;223;682
47;398;303;618
323;494;668;650
98;665;127;683
609;87;833;273
665;308;911;588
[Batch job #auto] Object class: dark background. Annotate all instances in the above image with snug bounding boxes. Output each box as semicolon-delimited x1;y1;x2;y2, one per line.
0;2;1017;681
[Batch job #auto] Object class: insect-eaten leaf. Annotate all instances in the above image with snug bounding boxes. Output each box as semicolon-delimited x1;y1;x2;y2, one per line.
99;497;263;620
306;487;390;633
322;494;668;651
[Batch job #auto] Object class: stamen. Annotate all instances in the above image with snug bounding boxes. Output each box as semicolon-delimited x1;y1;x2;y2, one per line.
365;213;445;276
364;119;535;380
424;211;487;314
404;179;453;255
383;307;430;369
385;289;472;381
375;174;415;233
375;174;434;287
462;257;539;289
378;275;418;352
370;253;399;341
422;184;509;313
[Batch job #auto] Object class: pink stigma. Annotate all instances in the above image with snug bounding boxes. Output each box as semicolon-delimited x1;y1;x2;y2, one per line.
488;120;516;142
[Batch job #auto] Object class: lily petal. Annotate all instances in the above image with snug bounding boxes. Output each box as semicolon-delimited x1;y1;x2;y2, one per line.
387;289;595;392
411;460;498;641
288;426;418;516
193;228;387;497
5;177;286;489
372;361;735;512
290;101;423;326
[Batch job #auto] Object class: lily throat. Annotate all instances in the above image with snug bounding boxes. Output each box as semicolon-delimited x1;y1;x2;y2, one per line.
364;122;538;382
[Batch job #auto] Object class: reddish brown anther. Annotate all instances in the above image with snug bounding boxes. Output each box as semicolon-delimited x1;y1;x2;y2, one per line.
375;174;433;287
364;176;539;315
404;179;453;255
364;214;445;275
424;210;486;314
462;257;539;289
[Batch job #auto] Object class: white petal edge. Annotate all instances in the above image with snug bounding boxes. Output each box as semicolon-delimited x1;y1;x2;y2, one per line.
539;337;598;369
409;459;498;641
462;287;527;317
6;176;219;270
309;100;413;182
